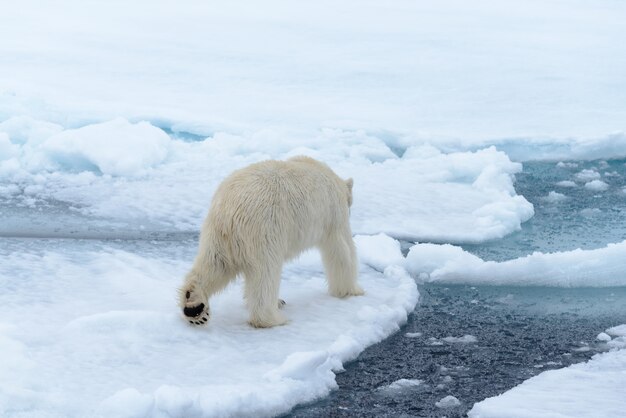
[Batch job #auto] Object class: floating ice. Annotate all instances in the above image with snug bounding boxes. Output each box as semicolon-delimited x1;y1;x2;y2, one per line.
542;191;568;203
607;325;626;337
606;327;626;350
436;395;461;408
580;208;602;217
575;169;601;182
584;179;609;191
354;233;405;272
597;332;611;342
442;335;478;344
406;240;626;287
557;162;578;168
0;245;418;418
555;180;577;187
379;379;423;393
469;327;626;418
405;332;422;338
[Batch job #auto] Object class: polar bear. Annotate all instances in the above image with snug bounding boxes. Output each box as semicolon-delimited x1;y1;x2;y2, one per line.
179;156;364;328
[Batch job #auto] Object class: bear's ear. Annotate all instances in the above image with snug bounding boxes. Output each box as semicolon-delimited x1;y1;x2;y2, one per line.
345;178;353;206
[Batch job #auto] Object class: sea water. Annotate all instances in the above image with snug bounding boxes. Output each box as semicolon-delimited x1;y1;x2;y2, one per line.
288;160;626;418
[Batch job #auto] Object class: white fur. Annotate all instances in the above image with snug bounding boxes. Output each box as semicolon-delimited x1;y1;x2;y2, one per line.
179;156;363;328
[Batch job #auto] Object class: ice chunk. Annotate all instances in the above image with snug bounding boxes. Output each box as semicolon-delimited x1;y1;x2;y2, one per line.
607;325;626;337
596;332;611;342
436;395;461;408
407;240;626;287
542;191;568;203
469;349;626;418
580;208;602;217
556;162;578;168
379;378;423;393
405;243;482;278
556;180;577;187
41;118;171;176
354;233;404;271
348;146;534;243
584;180;609;191
442;335;478;343
575;169;601;182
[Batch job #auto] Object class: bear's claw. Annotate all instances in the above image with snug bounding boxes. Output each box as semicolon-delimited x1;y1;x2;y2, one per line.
187;311;209;326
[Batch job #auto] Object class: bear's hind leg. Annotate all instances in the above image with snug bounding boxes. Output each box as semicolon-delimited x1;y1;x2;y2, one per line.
320;231;364;298
244;265;287;328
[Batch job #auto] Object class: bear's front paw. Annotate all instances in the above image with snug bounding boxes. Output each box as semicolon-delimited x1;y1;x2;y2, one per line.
181;287;210;326
183;303;210;326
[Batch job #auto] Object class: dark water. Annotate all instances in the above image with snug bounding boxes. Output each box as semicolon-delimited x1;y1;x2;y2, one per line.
288;159;626;418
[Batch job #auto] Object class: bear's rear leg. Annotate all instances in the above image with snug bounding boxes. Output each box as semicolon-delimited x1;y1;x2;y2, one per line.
321;232;364;298
244;265;288;328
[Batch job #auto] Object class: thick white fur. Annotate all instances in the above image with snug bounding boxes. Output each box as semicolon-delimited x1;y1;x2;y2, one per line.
179;156;363;328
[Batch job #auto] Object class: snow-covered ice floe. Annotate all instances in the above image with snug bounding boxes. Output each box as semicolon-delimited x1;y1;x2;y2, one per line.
356;233;626;288
0;117;534;243
0;247;417;418
405;240;626;287
468;324;626;418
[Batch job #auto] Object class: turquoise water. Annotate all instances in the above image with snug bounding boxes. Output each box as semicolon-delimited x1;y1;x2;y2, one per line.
463;159;626;261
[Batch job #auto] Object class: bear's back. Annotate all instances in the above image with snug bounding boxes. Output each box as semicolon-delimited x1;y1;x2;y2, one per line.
207;157;350;261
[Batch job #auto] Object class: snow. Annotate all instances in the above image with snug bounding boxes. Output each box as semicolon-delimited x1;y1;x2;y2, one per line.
469;325;626;418
2;1;626;154
0;244;418;418
406;240;626;287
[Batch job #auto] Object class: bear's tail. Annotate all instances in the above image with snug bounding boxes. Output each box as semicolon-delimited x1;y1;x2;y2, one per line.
345;178;353;207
